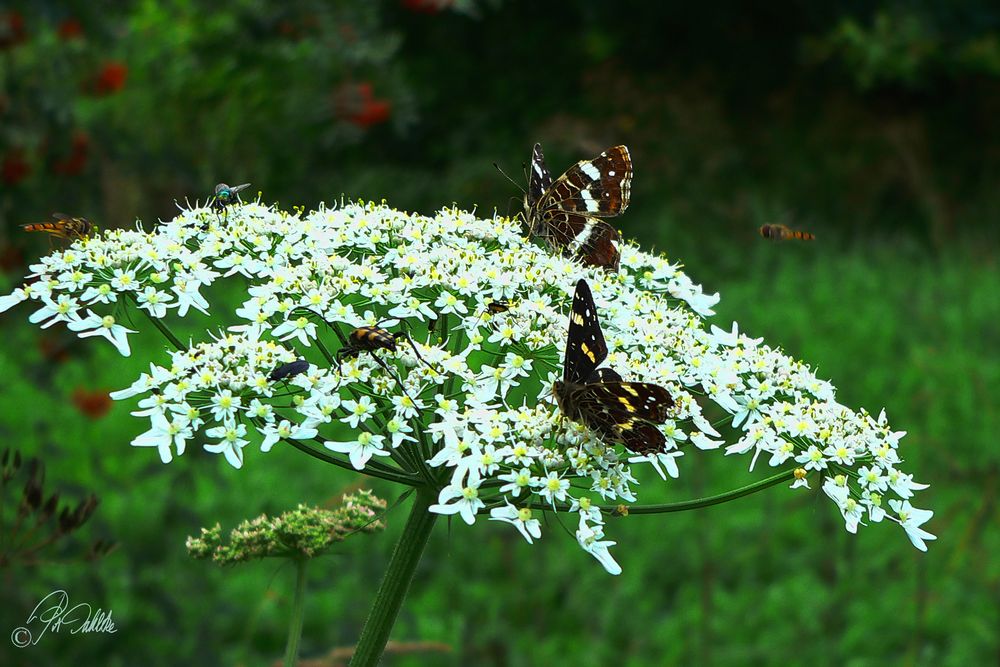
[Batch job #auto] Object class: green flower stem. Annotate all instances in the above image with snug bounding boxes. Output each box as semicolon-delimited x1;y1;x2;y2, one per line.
283;557;308;667
128;294;185;350
528;468;798;515
350;487;438;667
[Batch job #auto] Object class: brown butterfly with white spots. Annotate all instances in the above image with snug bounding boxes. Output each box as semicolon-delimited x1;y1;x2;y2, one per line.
522;143;631;272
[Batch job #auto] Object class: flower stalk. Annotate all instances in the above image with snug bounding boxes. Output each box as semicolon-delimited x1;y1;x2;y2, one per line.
528;467;798;515
283;557;308;667
350;487;437;667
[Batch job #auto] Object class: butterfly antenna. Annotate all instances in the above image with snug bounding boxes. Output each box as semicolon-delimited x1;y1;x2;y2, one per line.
493;162;525;195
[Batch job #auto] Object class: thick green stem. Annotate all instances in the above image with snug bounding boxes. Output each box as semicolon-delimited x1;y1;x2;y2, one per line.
283;558;308;667
350;487;437;667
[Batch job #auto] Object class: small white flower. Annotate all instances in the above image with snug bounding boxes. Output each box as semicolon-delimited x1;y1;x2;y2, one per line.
260;419;318;452
67;311;136;356
888;500;936;552
497;468;533;497
576;518;621;576
489;503;542;543
131;413;192;463
136;286;175;318
204;423;250;469
535;471;570;505
325;431;390;470
340;395;376;428
429;480;485;525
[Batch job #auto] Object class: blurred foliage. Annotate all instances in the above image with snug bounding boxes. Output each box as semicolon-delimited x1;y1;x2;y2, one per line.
0;0;998;665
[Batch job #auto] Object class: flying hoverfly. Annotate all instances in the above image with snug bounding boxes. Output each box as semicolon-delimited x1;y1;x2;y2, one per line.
759;223;815;241
553;279;674;455
22;213;94;242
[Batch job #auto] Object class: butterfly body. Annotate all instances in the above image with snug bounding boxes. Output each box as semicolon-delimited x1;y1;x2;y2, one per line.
555;279;674;455
759;223;814;241
22;213;93;241
522;143;631;271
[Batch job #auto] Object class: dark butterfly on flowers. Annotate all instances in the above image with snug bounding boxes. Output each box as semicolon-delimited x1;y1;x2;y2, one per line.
522;143;631;272
553;279;674;455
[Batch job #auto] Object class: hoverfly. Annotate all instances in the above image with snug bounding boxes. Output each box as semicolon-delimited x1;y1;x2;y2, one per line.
759;223;815;241
22;213;94;242
553;279;674;455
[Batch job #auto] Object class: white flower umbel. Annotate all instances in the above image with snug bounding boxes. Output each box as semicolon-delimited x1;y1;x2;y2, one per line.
0;199;935;572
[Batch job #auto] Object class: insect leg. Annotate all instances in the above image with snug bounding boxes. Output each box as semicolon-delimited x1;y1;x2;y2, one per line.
395;331;433;370
368;350;421;408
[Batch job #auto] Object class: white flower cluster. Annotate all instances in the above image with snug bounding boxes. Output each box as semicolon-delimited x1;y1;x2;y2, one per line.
0;199;934;572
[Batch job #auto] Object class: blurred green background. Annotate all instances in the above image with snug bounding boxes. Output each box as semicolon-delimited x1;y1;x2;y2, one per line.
1;1;997;665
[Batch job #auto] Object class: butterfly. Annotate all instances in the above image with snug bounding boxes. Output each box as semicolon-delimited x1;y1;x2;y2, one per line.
552;278;674;455
522;143;631;272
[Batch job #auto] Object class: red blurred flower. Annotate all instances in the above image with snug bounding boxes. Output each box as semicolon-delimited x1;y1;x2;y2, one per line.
57;18;83;41
52;131;90;176
2;149;30;185
0;245;24;274
71;131;90;152
92;61;128;95
334;82;392;128
52;153;88;176
349;100;392;128
37;336;71;364
401;0;451;13
72;388;113;420
0;11;26;50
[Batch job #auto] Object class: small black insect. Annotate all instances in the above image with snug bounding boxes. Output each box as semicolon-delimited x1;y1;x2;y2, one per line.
486;299;511;315
268;359;310;382
553;279;674;455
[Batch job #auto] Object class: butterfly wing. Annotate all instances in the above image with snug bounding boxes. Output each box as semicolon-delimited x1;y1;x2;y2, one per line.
576;381;674;423
586;368;622;384
563;279;607;384
539;145;632;217
526;143;553;209
527;145;629;270
570;385;667;455
535;212;621;271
